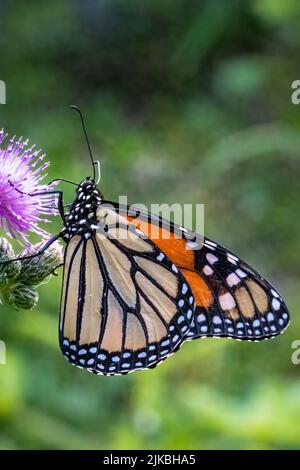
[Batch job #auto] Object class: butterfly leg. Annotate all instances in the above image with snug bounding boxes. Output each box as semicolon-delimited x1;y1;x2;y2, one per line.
28;189;65;220
46;178;78;187
8;180;65;220
0;233;61;266
51;263;64;276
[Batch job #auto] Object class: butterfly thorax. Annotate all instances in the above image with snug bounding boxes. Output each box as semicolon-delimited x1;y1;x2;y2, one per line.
61;179;103;241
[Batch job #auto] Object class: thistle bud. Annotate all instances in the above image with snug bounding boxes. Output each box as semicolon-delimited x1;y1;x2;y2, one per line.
3;284;39;310
0;237;21;288
18;241;63;285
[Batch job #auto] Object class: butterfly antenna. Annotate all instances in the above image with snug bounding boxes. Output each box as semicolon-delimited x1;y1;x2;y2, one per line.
70;105;96;181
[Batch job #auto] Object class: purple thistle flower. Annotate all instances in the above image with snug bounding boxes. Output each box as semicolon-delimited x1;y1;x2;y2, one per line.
0;129;57;242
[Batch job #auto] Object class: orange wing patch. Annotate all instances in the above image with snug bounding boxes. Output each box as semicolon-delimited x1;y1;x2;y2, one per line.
127;216;210;308
181;268;213;308
127;217;195;270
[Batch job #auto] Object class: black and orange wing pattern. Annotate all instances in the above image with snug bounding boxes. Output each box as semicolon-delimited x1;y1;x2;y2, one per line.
107;202;290;342
184;240;290;341
59;208;195;375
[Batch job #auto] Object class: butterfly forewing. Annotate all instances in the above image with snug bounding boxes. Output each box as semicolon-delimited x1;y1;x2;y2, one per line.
59;208;195;375
105;202;290;342
185;240;289;341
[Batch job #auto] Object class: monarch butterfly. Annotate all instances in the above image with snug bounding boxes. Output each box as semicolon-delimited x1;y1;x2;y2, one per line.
2;107;290;376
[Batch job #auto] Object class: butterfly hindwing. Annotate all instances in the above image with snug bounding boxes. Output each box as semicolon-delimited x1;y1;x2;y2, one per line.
59;208;195;375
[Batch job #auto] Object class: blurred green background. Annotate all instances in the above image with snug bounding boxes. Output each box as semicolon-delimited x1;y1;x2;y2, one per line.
0;0;300;450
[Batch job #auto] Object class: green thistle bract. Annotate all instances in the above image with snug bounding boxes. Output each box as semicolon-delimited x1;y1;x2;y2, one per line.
4;284;39;310
0;237;21;288
0;239;63;310
18;241;63;285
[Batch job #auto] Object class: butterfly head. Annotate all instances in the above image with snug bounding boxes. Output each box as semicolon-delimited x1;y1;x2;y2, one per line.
77;177;96;194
